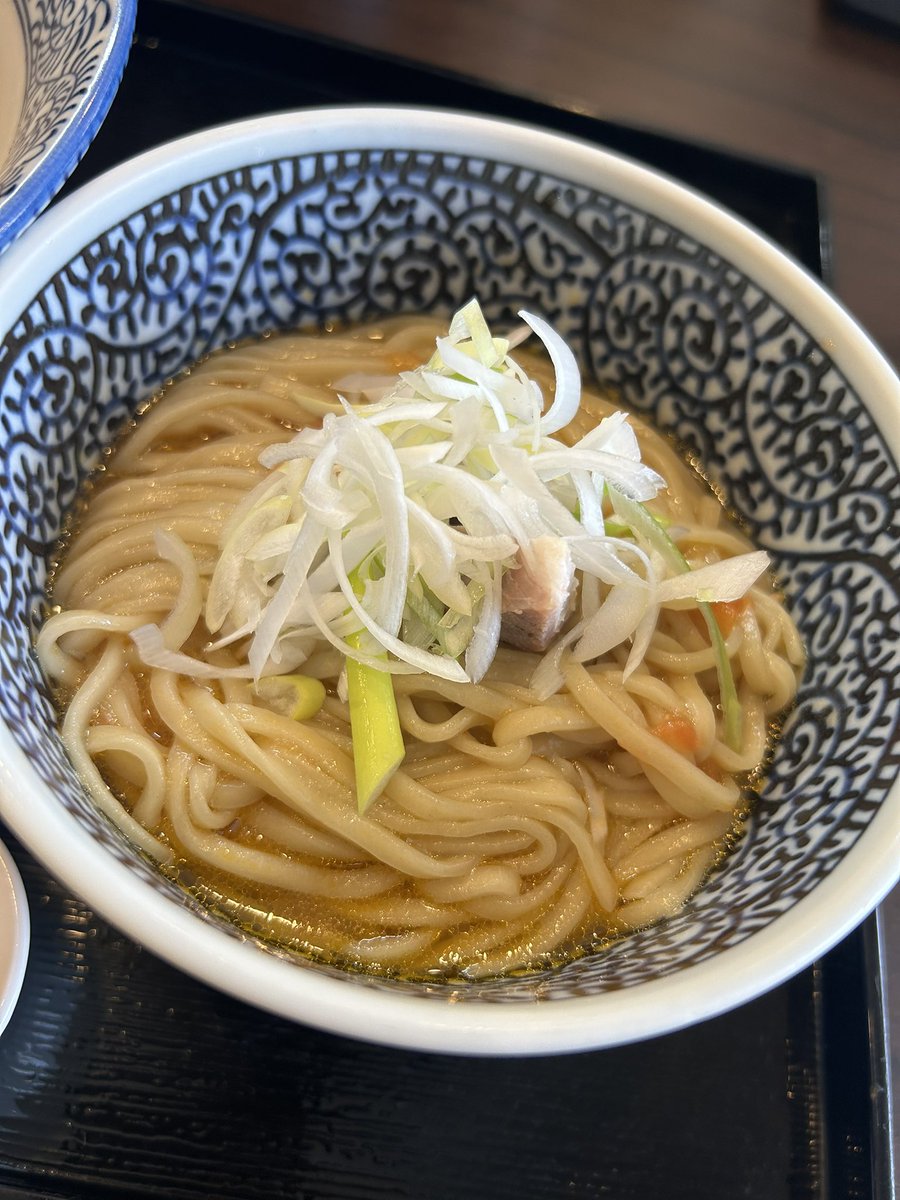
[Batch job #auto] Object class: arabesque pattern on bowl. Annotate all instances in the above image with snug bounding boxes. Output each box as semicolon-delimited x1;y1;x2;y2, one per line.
0;147;898;1001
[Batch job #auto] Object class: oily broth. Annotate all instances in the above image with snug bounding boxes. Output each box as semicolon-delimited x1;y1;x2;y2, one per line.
169;819;748;982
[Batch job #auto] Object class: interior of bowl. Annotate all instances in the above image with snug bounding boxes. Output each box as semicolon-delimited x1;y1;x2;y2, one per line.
1;137;898;1006
0;0;136;249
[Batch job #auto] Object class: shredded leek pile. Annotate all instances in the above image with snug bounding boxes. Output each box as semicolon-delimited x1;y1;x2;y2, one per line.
132;300;768;808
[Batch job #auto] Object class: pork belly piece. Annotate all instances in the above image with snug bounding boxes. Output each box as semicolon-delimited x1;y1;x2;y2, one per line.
500;536;576;652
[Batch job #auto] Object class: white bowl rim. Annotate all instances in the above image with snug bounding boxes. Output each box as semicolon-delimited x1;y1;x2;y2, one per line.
0;105;898;1055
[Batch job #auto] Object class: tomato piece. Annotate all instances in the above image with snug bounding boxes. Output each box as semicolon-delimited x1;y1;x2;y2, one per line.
689;597;748;639
650;714;698;755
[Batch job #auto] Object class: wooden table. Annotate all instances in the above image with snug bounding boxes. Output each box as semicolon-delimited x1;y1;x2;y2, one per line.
208;0;900;370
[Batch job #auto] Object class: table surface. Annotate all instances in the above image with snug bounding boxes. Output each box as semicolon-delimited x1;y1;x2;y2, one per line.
208;0;900;1122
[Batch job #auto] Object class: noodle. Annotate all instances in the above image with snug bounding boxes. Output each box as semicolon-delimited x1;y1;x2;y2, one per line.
36;317;804;980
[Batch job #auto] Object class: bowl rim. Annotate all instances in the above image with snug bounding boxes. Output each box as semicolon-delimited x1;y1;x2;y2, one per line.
0;0;137;250
0;105;898;1055
0;836;30;1040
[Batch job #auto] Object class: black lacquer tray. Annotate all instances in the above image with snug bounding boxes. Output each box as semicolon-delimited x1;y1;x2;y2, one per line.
0;3;893;1196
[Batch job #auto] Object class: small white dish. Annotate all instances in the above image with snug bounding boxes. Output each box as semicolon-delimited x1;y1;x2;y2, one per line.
0;836;29;1037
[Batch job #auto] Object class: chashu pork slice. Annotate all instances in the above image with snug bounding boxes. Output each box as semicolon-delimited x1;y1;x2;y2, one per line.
500;536;576;653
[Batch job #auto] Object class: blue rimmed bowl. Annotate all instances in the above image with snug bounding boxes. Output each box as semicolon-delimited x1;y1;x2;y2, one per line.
0;0;136;251
0;107;898;1055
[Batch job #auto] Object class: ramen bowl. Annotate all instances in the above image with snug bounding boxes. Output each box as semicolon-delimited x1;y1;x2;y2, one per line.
0;0;136;251
0;107;898;1055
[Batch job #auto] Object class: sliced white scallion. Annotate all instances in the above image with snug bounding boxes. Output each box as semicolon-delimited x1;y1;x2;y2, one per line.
129;299;770;804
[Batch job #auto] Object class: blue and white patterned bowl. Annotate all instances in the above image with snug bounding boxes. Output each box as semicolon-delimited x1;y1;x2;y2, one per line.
0;108;898;1055
0;0;136;251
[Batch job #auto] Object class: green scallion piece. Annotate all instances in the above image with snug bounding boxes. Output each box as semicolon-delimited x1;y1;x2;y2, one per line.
608;487;743;752
346;570;405;813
